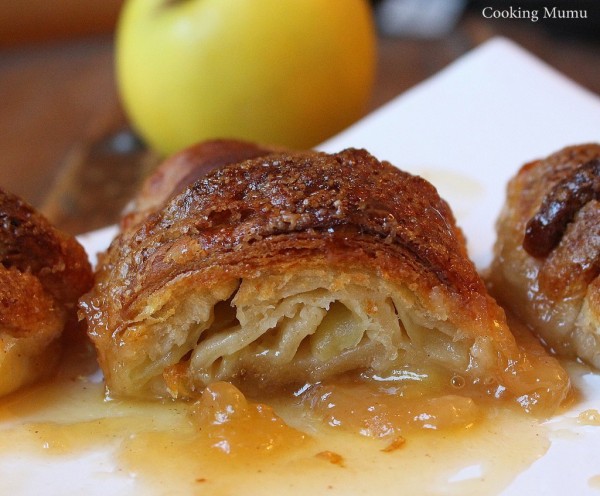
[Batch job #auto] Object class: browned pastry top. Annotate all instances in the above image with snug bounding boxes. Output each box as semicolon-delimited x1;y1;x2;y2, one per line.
0;187;93;335
122;139;278;230
91;147;489;330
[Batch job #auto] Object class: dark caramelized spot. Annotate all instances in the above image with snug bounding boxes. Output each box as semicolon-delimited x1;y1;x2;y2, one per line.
523;158;600;257
171;140;277;200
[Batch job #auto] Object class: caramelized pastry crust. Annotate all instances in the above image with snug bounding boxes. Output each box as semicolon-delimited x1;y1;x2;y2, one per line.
490;143;600;366
121;139;278;230
82;144;569;413
0;187;93;395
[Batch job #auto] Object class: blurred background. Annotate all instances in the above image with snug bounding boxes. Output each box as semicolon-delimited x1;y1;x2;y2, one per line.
0;0;598;234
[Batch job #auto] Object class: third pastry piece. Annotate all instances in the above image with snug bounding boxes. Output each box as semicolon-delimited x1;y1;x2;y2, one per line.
490;143;600;367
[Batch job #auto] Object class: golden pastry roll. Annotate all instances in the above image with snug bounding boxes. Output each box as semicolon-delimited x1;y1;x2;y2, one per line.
490;143;600;367
82;141;569;413
0;187;93;396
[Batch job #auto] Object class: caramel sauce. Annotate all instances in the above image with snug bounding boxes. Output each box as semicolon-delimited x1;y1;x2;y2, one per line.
0;341;559;495
315;450;345;466
417;168;484;218
189;381;307;456
578;409;600;426
299;376;482;438
589;475;600;489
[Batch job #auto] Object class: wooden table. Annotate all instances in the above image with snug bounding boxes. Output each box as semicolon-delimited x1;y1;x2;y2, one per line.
1;11;599;235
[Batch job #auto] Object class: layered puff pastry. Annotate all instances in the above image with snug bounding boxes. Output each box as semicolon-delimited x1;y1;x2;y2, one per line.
0;188;93;396
490;143;600;367
82;140;569;413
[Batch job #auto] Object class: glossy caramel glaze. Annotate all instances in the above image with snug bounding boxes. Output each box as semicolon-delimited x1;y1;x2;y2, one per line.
0;187;93;395
490;143;600;366
94;147;485;317
121;139;278;230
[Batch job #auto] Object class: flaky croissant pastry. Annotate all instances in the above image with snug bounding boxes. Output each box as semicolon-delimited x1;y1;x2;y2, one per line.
82;140;568;413
490;143;600;367
0;188;93;396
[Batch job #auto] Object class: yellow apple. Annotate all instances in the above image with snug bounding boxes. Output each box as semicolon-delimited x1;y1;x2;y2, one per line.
116;0;376;155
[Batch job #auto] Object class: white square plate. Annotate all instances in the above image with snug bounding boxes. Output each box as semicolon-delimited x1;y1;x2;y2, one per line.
14;37;600;495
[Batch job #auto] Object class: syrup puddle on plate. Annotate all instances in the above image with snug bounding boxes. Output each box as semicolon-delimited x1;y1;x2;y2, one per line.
0;343;556;496
417;168;484;219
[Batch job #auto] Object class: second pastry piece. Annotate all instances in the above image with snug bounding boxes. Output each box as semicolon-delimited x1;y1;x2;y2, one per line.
82;145;568;412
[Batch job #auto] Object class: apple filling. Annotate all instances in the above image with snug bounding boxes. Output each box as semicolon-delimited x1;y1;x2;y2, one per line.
100;267;568;420
189;381;306;456
110;270;471;397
